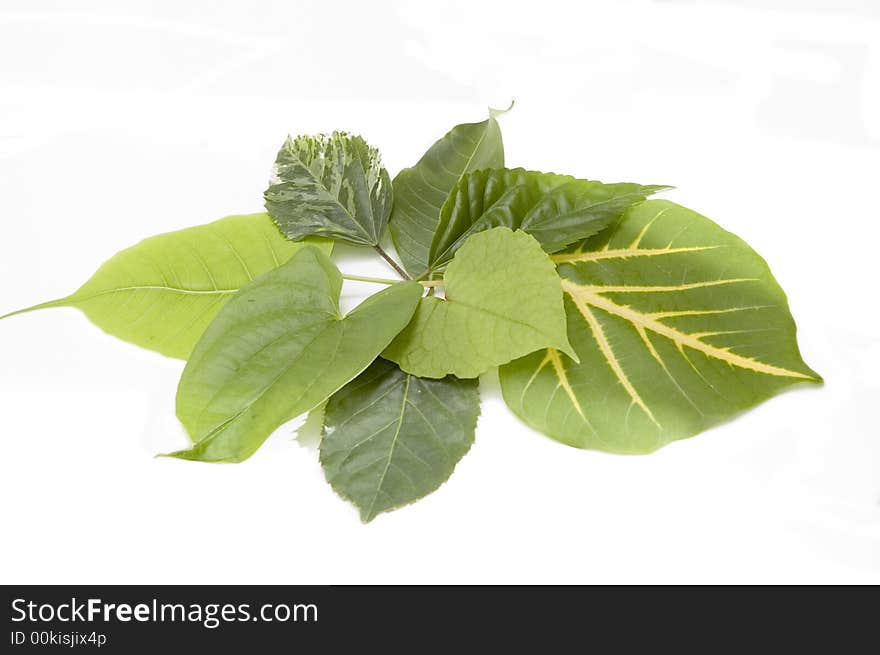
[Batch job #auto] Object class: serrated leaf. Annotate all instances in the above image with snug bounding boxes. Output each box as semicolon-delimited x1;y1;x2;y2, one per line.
0;213;330;359
320;358;479;522
499;200;821;454
383;227;574;379
428;167;666;273
169;247;421;463
264;132;392;246
389;111;505;278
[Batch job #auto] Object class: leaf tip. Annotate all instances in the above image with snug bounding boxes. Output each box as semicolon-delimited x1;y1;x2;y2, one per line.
648;185;675;194
562;343;580;365
156;447;243;464
489;100;515;119
155;450;185;461
0;298;70;321
553;325;579;363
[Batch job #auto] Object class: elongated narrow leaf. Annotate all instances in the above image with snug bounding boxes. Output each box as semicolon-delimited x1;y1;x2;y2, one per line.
264;132;392;246
321;358;479;522
384;227;574;379
500;200;821;454
428;168;666;273
170;247;421;463
0;214;330;359
389;110;506;278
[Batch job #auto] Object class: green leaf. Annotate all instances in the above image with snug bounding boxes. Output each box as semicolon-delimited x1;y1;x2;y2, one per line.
428;168;666;273
383;227;574;379
264;132;392;246
499;200;821;454
295;401;327;450
169;247;422;463
389;110;506;278
320;358;479;522
0;213;330;359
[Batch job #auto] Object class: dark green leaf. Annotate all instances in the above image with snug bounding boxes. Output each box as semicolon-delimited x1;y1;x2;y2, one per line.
389;110;506;278
321;358;479;522
428;168;667;273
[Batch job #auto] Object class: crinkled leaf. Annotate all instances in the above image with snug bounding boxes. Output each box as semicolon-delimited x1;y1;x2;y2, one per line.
264;132;392;246
0;213;330;359
428;167;666;273
500;200;821;454
389;110;506;278
169;247;421;463
321;358;479;522
384;227;574;379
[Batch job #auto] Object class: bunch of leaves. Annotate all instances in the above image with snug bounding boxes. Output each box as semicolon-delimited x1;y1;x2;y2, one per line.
1;109;821;521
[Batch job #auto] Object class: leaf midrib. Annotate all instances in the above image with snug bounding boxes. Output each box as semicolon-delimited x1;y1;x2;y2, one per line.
188;315;338;436
364;373;411;519
523;190;649;232
75;285;240;301
458;120;492;179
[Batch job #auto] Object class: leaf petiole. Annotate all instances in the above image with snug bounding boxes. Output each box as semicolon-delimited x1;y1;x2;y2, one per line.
373;245;411;280
341;274;401;286
341;274;442;289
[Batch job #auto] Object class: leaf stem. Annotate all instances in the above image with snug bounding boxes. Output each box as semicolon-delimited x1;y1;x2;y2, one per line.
341;274;400;286
373;245;411;280
341;274;442;289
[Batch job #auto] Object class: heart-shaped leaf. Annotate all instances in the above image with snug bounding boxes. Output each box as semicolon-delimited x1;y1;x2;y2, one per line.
264;132;392;246
383;227;574;378
321;358;480;522
499;200;821;453
389;110;506;278
428;168;666;274
170;247;422;463
0;213;330;359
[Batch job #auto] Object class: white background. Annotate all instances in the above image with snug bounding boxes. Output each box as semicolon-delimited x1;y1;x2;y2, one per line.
1;0;878;584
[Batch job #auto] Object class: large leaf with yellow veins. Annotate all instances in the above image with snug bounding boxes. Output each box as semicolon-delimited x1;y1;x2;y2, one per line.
499;200;821;454
383;227;575;379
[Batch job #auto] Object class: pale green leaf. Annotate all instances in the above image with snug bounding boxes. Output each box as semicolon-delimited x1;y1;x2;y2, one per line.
383;227;574;379
321;358;479;522
389;111;506;278
264;132;392;246
295;401;327;449
0;213;330;359
428;168;666;273
169;247;422;463
500;200;821;454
